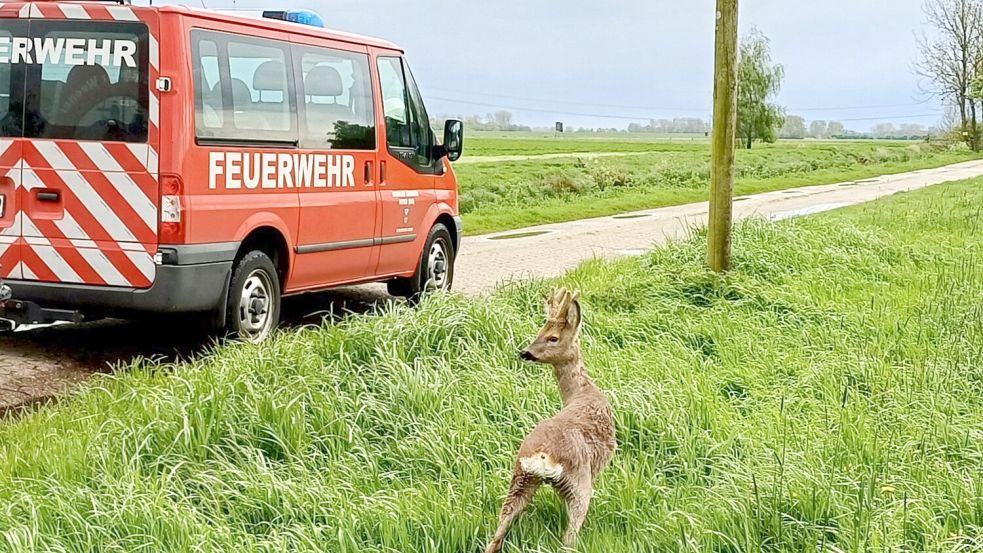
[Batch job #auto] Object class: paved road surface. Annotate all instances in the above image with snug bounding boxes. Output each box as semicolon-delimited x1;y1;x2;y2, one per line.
456;159;983;293
3;159;983;414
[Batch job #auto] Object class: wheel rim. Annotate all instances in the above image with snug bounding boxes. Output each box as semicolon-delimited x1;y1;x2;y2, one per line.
238;269;274;342
426;239;450;290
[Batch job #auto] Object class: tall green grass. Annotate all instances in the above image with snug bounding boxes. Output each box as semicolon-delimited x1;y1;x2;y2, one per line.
2;181;982;552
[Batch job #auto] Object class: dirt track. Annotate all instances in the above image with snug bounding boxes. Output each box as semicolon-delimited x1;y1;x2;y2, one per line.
3;159;983;415
0;286;389;415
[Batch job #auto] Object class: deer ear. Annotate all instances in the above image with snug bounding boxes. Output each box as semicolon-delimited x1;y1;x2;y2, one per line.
566;293;582;332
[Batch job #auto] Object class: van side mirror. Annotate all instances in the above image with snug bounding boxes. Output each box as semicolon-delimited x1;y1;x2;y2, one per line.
441;119;464;162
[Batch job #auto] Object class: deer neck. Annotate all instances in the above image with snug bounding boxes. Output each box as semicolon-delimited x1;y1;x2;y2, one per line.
552;351;593;406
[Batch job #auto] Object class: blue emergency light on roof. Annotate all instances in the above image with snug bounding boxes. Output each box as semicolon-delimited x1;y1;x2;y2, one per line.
262;10;325;27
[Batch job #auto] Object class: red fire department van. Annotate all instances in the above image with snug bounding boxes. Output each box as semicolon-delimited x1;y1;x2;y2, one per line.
0;2;464;341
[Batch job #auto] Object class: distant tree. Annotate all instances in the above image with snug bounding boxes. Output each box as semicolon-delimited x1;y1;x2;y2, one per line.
809;120;828;139
900;123;928;137
826;121;846;137
680;117;709;133
917;0;983;149
780;115;807;139
737;28;786;148
871;122;898;138
492;110;514;130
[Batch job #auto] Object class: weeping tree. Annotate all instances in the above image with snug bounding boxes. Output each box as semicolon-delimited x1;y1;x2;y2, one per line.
918;0;983;150
737;28;785;149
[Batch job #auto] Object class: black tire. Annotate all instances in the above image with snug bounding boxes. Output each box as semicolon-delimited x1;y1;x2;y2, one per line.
224;250;281;343
387;223;455;302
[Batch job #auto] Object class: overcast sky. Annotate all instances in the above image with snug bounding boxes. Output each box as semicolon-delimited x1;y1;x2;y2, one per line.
189;0;942;131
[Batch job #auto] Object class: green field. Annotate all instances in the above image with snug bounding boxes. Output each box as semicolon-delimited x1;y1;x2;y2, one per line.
463;132;710;157
456;136;979;235
2;180;982;551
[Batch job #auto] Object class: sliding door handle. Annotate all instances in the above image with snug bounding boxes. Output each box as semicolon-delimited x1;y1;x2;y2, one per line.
364;161;373;185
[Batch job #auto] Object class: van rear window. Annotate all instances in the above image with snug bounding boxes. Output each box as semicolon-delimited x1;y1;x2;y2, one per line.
0;21;149;143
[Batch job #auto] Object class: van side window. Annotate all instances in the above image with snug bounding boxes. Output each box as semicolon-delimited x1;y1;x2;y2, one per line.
377;56;434;172
292;45;375;150
228;39;291;133
377;56;411;149
192;30;297;145
195;38;222;131
403;63;433;167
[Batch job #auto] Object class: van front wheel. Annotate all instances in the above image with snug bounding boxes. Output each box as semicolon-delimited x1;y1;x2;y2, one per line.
387;223;455;302
225;250;281;343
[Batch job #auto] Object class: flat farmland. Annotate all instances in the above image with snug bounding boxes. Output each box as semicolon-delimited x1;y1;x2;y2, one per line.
455;135;980;235
463;132;709;157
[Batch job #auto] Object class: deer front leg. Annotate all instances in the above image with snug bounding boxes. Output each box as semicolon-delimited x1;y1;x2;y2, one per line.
485;471;541;553
558;472;593;550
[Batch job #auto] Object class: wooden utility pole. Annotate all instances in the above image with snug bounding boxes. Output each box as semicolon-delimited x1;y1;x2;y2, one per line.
708;0;739;272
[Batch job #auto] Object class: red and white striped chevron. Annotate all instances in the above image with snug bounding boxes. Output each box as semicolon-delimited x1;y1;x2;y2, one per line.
0;2;160;289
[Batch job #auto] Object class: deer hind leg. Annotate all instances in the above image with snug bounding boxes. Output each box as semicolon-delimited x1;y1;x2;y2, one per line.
484;471;541;553
557;470;593;550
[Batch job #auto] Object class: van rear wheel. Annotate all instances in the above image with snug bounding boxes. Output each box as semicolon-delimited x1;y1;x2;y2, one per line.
225;250;281;343
387;223;455;303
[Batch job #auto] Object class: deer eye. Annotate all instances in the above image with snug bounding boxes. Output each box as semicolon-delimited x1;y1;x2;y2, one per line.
547;336;560;343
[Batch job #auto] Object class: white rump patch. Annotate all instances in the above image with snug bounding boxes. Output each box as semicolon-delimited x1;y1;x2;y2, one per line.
520;453;564;480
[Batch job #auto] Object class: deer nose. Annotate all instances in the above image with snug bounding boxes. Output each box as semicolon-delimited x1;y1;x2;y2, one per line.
520;350;537;362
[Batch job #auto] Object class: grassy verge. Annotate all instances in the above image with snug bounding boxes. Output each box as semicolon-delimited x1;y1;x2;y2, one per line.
2;181;983;551
457;140;979;235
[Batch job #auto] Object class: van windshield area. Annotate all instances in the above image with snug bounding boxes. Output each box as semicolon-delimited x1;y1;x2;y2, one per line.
0;20;149;143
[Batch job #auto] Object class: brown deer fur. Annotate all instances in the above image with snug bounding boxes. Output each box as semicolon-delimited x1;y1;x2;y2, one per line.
485;289;616;552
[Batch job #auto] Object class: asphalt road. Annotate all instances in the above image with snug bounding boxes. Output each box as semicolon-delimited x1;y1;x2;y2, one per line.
3;159;983;414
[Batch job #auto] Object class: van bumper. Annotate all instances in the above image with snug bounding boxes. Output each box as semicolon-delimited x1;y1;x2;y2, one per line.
2;260;233;320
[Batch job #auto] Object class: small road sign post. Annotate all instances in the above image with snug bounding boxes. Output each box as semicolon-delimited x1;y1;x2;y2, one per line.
708;0;739;273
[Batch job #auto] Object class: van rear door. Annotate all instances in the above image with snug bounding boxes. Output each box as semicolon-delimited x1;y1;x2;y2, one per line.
7;7;159;288
0;18;27;281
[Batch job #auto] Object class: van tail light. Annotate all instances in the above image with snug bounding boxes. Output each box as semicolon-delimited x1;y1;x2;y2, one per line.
159;174;186;243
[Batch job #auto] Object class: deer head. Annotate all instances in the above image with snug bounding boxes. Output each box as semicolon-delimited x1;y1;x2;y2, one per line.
520;288;583;365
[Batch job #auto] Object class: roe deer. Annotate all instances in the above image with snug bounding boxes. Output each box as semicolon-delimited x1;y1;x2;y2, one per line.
485;289;616;552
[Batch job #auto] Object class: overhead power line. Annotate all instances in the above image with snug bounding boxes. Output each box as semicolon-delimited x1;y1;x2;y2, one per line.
427;96;690;121
428;95;941;124
792;101;933;113
426;86;935;116
426;87;710;113
837;113;942;122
